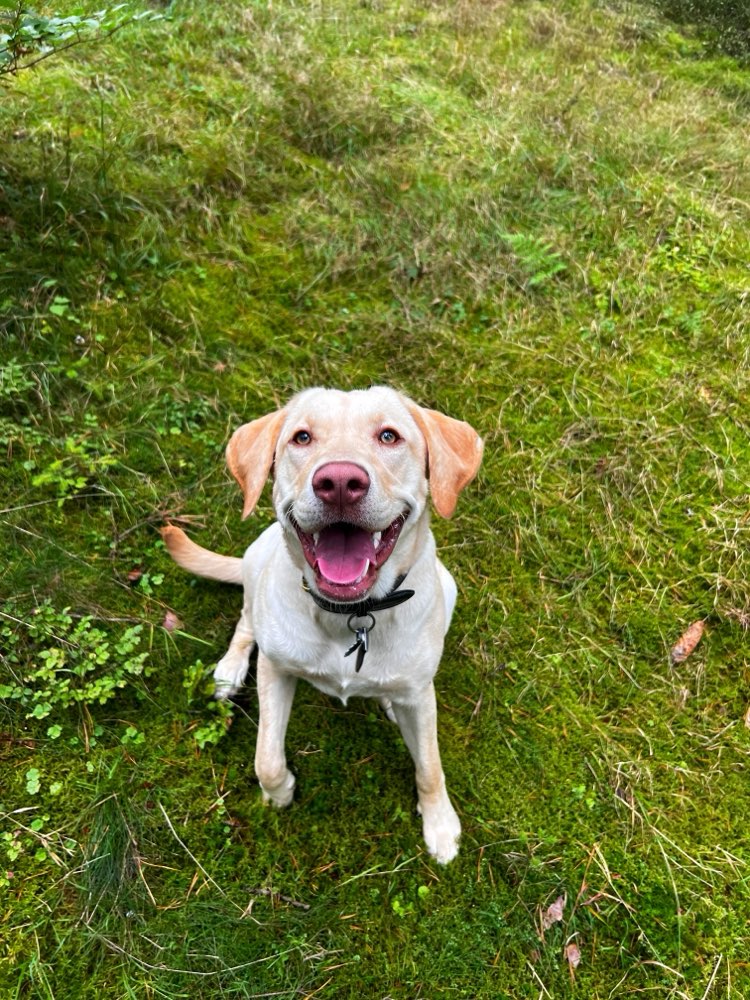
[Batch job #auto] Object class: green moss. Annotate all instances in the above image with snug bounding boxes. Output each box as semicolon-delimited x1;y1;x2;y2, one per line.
2;0;750;996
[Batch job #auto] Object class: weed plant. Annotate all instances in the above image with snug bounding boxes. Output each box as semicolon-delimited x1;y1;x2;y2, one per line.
1;0;750;997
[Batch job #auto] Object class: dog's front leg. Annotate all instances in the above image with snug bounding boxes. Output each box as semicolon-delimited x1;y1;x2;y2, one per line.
392;684;461;864
214;608;255;699
255;652;297;807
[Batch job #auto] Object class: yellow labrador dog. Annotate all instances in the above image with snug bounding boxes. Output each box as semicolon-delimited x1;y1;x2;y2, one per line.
162;387;482;863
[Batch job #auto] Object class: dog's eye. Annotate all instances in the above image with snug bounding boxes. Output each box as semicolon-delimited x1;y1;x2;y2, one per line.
378;428;400;445
292;430;312;445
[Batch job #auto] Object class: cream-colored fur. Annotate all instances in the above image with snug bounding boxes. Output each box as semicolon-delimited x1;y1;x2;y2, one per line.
163;386;482;864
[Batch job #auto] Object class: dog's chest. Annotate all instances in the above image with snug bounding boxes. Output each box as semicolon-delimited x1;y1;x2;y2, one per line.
302;656;391;702
256;614;436;703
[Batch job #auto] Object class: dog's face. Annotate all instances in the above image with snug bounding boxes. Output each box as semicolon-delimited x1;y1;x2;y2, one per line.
273;387;430;602
226;387;483;603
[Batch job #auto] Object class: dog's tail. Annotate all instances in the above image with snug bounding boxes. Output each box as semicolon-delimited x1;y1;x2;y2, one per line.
161;525;244;584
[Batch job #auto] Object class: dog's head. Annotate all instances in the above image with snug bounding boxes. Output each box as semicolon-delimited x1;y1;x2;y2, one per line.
226;387;483;603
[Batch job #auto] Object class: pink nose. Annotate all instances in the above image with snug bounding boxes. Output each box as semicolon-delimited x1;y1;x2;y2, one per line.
312;462;370;507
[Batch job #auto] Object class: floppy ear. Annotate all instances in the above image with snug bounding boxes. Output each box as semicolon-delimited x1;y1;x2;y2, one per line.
226;409;287;519
407;405;484;518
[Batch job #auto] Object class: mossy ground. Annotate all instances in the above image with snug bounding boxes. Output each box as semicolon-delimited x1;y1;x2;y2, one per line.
2;1;750;996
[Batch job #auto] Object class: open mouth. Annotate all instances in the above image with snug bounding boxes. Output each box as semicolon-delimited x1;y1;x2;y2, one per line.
291;511;408;601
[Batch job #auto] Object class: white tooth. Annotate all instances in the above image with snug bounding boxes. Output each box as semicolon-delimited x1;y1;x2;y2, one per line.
313;533;320;545
373;532;382;548
354;560;370;584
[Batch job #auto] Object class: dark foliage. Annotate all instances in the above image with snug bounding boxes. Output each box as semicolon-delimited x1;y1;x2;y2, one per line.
653;0;750;58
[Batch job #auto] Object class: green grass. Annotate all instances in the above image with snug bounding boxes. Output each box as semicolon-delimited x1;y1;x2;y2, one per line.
2;0;750;996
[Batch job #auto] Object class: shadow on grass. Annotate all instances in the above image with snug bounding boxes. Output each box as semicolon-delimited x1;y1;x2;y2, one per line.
650;0;750;60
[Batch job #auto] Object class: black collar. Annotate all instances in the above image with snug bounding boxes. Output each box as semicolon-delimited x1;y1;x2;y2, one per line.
302;574;414;617
301;574;415;672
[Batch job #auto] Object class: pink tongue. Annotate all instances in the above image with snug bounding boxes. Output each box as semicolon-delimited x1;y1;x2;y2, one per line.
315;525;376;585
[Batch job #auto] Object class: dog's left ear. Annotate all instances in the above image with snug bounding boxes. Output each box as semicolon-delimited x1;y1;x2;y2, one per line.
226;409;288;519
408;404;484;518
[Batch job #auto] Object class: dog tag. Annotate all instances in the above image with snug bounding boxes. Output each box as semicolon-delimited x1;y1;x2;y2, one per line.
345;627;369;672
345;613;375;672
355;626;369;655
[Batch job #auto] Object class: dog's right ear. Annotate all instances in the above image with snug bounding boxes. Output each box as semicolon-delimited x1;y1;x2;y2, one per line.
226;409;287;519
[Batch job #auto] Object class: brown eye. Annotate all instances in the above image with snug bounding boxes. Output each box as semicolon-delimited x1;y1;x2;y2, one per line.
378;428;400;445
292;430;312;445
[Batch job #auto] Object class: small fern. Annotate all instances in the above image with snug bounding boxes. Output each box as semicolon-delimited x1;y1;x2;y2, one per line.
499;231;567;289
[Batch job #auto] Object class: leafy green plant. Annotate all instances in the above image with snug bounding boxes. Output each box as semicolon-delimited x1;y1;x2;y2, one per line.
145;391;220;445
183;659;235;748
0;2;160;80
0;601;150;719
0;358;35;403
29;432;118;504
192;699;234;749
182;657;212;705
25;768;41;794
652;232;718;292
134;570;163;596
0;415;45;446
120;724;144;744
570;783;597;810
390;895;414;918
47;295;77;321
499;231;567;289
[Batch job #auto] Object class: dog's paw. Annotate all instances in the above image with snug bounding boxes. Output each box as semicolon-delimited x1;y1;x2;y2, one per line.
213;654;248;699
260;769;296;809
421;799;461;865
